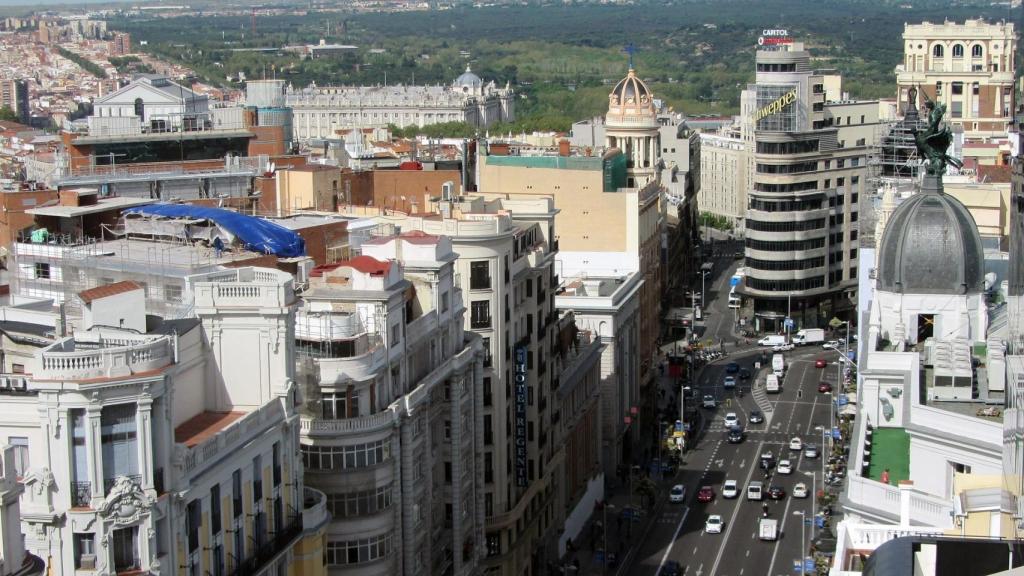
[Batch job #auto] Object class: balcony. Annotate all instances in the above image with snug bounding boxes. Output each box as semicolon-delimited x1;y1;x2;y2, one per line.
315;344;388;385
298;410;396;436
37;334;174;381
229;517;302;576
301;488;329;532
296;310;365;341
71;481;91;508
190;268;294;312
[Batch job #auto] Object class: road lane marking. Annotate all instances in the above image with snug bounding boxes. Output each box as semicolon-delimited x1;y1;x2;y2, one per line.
710;439;766;575
655;505;690;575
739;459;746;469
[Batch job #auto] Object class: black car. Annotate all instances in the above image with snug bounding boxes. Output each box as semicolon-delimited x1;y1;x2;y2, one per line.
768;485;786;500
739;368;752;380
725;362;740;374
660;560;682;576
749;410;764;424
727;428;744;444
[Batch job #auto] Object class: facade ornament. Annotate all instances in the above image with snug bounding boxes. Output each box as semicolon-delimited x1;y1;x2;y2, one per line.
98;475;152;527
912;85;964;177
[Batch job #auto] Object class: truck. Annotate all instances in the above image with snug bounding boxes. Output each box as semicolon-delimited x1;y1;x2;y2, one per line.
758;517;779;541
771;353;785;376
765;373;781;394
792;328;825;346
758;335;787;347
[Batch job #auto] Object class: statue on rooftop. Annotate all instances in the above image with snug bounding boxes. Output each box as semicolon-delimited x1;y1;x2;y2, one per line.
911;85;964;177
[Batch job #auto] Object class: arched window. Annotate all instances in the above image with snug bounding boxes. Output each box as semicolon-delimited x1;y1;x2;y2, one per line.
932;44;944;58
133;97;144;119
952;44;964;58
971;44;983;58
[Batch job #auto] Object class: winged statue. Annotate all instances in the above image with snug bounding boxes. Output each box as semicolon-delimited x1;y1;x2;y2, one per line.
911;85;964;176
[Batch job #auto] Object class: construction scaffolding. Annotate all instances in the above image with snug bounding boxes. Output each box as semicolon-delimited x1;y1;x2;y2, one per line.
862;111;928;249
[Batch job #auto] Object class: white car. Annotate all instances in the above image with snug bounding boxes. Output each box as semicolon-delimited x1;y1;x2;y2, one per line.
773;343;795;352
705;514;724;534
823;340;841;350
789;437;803;451
793;483;809;498
670;484;686;503
724;412;739;428
722;480;738;499
777;459;793;475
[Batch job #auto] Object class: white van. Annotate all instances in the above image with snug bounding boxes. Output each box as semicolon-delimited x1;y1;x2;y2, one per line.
758;335;786;347
766;373;780;393
747;481;763;501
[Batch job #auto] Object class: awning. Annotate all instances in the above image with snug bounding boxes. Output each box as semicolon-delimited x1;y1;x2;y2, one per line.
839;404;858;417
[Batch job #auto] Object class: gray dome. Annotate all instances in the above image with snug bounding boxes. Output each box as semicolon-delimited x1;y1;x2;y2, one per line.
455;65;482;88
878;187;984;295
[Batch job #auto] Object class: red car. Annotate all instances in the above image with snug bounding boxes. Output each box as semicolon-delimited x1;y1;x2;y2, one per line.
818;381;833;393
815;358;828;368
697;485;715;503
768;485;786;500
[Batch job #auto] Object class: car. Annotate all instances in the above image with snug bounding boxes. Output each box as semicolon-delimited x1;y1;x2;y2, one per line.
659;561;682;576
727;428;744;444
724;412;739;428
722;480;738;499
760;452;775;470
818;381;833;393
815;358;828;368
723;375;736;389
697;485;715;503
739;368;752;380
823;340;841;349
702;394;716;408
705;514;724;534
726;362;740;374
804;445;819;459
789;437;803;451
793;483;809;498
773;343;795;352
670;484;686;503
777;459;793;474
768;485;786;500
747;481;763;501
749;410;764;424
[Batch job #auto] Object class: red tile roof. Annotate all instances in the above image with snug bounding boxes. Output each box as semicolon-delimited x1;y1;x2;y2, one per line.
345;255;391;275
978;164;1013;183
400;230;441;244
78;281;143;304
175;411;246;447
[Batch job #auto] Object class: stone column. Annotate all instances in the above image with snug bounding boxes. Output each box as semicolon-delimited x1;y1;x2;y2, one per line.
86;404;103;500
137;397;154;492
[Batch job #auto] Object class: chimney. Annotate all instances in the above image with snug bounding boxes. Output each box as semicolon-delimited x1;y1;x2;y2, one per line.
559;139;570;157
899;480;914;528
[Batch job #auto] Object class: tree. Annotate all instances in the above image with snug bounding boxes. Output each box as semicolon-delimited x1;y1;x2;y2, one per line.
0;107;18;123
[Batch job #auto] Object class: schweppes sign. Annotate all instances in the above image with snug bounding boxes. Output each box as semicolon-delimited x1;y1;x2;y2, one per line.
754;88;798;122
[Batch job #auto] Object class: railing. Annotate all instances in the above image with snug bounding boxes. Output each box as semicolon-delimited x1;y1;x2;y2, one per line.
71;481;92;508
38;336;173;381
296;310;364;341
228;517;302;576
181;401;286;476
315;344;388;385
298;410;395;436
190;268;293;310
910;403;1002;448
301;488;329;531
844;473;953;528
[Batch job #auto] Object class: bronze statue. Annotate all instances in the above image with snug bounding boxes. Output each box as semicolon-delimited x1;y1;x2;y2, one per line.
911;85;963;176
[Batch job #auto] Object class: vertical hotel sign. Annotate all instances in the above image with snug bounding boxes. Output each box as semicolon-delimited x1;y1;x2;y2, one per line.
514;345;528;487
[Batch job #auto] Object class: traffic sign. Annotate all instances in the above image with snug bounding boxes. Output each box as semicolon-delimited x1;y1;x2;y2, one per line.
784;318;795;330
832;427;842;440
675;420;684;432
804;558;816;572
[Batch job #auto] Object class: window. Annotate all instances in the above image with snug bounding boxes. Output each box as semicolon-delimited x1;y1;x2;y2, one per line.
252;455;262;503
483;377;492;407
325;486;394;518
33;262;50;279
211;485;222;535
186;500;201;554
74;533;95;569
952;82;963;95
936;81;943;96
301;441;391;471
837;177;845;187
8;437;27;476
932;44;944;58
440;290;449;313
133;97;144;118
112;526;139;572
164;284;183;302
101;404;138;491
444;461;452;483
232;470;242;518
951;462;972;474
971;44;983;58
952;44;964;58
972;82;979;96
272;442;281;487
951;101;963;118
324;535;394;565
469;261;491;290
471;301;491;329
322;390;359;419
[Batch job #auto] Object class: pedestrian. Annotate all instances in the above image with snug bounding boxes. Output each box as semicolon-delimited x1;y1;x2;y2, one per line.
881;468;891;485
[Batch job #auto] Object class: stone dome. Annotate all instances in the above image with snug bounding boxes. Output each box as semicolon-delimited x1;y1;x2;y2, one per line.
455;65;482;89
607;68;656;121
877;182;984;295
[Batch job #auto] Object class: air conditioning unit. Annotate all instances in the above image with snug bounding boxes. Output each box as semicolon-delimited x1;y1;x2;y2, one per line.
79;555;97;570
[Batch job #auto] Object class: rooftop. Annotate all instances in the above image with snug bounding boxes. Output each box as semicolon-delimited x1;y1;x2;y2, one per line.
174;411;246;447
78;280;143;304
866;427;910;485
26;196;156;218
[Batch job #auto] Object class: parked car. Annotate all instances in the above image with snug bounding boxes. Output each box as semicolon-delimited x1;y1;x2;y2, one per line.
705;514;724;534
702;394;717;409
724;412;739;428
789;437;803;451
722;480;738;499
818;381;833;393
697;485;715;503
659;561;682;576
749;410;764;424
804;445;819;459
768;485;786;500
815;358;828;368
670;484;686;503
777;460;793;475
793;483;809;498
726;362;740;374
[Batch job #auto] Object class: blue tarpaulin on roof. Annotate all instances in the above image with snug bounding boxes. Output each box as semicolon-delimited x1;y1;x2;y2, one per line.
123;204;306;258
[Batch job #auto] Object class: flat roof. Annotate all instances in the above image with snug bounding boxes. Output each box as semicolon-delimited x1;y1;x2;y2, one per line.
268;213;358;231
27;197;156;218
77;238;267;275
73;129;254;146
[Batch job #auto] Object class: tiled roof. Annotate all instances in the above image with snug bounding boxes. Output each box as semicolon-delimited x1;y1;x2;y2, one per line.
78;280;143;304
346;255;391;275
174;411;246;447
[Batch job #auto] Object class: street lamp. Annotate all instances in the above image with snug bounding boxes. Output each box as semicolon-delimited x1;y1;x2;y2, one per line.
793;510;807;576
802;470;817;539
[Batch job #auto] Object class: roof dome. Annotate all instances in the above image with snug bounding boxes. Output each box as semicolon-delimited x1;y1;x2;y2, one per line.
607;68;656;123
455;65;482;88
877;182;984;295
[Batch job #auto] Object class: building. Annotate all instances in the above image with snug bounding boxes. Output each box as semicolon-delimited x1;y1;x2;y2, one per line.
0;444;41;576
275;165;341;215
286;67;514;141
0;268;329;576
896;19;1017;140
93;74;209;134
699;124;749;231
111;32;131;56
293;233;486;576
738;41;876;330
0;80;29;126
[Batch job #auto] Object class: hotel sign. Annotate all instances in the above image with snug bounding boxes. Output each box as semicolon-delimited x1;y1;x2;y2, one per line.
758;29;793;46
754;88;798;122
514;345;528;487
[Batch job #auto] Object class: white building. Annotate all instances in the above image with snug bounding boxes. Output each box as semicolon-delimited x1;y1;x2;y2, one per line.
699;125;749;230
92;74;210;134
0;269;329;576
287;67;515;142
293;233;486;576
